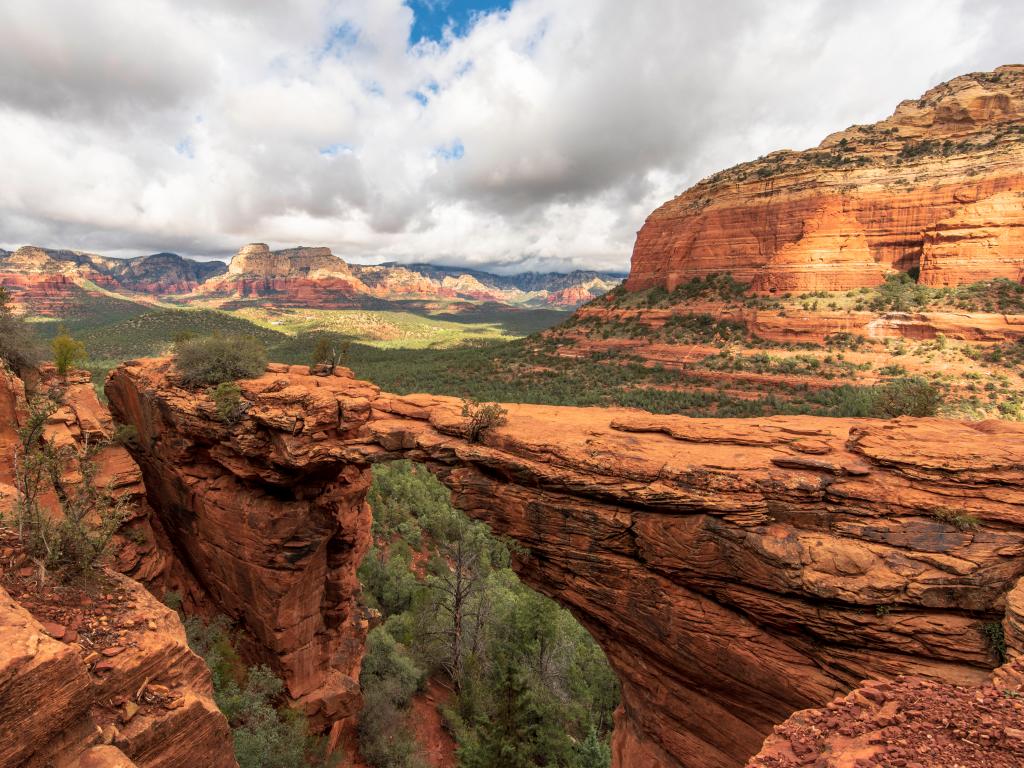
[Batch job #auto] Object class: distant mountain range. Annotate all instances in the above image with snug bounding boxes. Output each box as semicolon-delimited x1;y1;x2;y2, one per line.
0;243;624;313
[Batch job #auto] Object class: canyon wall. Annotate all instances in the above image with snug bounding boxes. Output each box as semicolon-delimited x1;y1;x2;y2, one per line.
107;359;1024;768
627;66;1024;294
0;365;235;768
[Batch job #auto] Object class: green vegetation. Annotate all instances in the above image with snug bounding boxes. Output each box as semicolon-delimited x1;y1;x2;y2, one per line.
51;329;87;377
182;614;332;768
460;400;509;442
358;461;618;767
854;274;1024;314
598;273;750;309
211;382;246;424
174;334;268;387
221;304;564;349
932;509;981;531
311;336;350;372
0;286;41;375
982;621;1008;665
6;393;129;584
864;376;942;418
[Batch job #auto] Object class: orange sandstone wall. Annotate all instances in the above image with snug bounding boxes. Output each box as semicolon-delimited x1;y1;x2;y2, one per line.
627;66;1024;294
107;359;1024;768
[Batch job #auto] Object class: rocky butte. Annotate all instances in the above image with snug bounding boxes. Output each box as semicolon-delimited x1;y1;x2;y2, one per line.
105;358;1024;768
627;65;1024;294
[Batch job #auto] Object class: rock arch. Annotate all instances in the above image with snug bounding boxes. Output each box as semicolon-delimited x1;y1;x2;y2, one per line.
106;359;1024;768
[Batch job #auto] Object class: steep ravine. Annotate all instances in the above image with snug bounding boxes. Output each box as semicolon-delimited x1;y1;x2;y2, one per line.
106;358;1024;768
0;364;236;768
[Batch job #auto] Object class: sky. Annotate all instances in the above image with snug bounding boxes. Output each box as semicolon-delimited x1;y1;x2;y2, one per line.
0;0;1022;273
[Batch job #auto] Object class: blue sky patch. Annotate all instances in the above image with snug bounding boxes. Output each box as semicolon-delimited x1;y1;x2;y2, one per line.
175;137;195;159
319;143;354;158
407;0;512;44
435;139;465;160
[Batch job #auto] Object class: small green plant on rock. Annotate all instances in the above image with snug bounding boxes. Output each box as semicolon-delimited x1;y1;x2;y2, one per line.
112;423;139;447
982;621;1007;664
932;508;980;531
210;382;246;424
310;336;350;374
461;399;508;442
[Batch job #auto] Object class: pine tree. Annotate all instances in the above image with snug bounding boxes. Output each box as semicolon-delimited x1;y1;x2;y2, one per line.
575;725;611;768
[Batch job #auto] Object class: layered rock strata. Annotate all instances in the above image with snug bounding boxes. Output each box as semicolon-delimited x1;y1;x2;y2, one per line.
196;243;370;305
0;573;235;768
627;66;1024;294
107;359;1024;768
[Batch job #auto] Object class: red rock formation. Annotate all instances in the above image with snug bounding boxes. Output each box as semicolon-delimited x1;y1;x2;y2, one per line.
0;364;236;766
107;359;1024;768
627;66;1024;294
746;575;1024;766
0;246;226;314
0;572;236;768
197;243;371;306
0;272;85;315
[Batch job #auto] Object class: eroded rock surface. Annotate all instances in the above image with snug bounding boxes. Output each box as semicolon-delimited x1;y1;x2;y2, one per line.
627;66;1024;293
0;572;235;768
107;359;1024;768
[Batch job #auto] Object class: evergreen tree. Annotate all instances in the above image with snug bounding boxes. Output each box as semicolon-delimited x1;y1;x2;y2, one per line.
575;725;611;768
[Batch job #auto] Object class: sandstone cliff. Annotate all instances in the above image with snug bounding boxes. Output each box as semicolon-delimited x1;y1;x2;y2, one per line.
627;65;1024;293
107;359;1024;768
0;573;236;768
0;364;235;768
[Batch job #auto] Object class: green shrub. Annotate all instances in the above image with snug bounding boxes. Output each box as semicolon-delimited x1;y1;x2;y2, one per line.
932;509;980;531
983;621;1008;664
9;394;130;584
210;382;246;424
869;376;942;417
461;399;508;442
174;334;267;387
311;336;350;373
358;627;426;768
183;616;326;768
112;423;139;447
51;329;87;377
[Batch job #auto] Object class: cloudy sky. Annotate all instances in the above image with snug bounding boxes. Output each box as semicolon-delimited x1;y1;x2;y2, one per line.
0;0;1021;272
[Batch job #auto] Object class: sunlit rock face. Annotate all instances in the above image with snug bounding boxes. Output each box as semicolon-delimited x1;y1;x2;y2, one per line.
627;65;1024;295
108;358;1024;768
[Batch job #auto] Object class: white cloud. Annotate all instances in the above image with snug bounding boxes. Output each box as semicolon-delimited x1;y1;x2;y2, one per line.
0;0;1020;271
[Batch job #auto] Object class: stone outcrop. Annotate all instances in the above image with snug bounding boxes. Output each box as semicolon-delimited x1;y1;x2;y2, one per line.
107;359;1024;768
748;575;1024;767
0;572;236;768
573;301;1024;345
627;66;1024;294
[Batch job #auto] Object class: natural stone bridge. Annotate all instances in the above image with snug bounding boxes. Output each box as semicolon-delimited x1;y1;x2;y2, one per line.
106;359;1024;768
